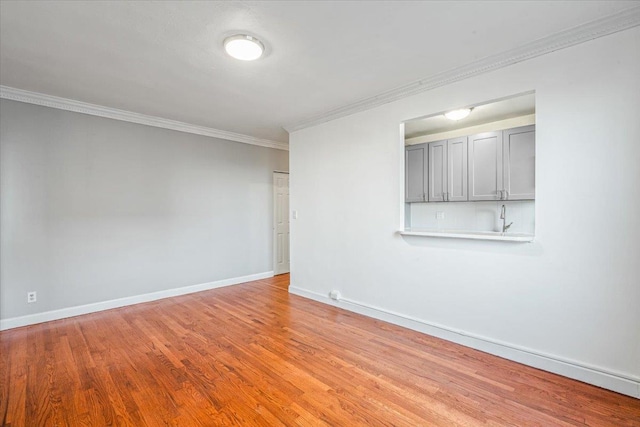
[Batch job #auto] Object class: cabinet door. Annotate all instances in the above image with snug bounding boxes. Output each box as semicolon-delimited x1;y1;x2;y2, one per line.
468;131;503;201
405;144;428;203
503;125;535;200
428;140;447;201
447;137;468;201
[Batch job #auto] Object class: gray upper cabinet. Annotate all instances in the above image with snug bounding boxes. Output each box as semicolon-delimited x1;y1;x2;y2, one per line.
406;125;534;203
468;131;503;201
429;137;468;202
428;140;447;201
503;125;535;200
447;137;468;201
405;143;428;203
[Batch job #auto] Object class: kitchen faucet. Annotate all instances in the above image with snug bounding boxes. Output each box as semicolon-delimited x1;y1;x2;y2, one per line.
500;205;513;233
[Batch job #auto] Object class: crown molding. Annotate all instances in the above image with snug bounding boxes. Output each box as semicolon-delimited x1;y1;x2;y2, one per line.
284;6;640;133
0;86;289;151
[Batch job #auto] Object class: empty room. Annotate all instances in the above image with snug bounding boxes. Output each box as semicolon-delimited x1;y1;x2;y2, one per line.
1;1;639;425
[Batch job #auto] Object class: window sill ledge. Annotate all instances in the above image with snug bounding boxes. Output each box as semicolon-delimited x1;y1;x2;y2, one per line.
399;229;534;242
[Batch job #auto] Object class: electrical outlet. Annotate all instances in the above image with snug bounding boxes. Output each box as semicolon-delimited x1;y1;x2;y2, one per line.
27;291;37;303
436;211;445;220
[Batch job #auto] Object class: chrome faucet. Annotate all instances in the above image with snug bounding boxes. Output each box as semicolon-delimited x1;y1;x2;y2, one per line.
500;205;513;233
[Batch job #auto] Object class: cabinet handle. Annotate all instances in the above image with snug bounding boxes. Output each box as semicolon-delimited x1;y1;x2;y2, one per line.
505;190;509;200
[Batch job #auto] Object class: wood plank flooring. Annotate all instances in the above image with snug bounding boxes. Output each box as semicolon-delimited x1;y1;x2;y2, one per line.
1;274;638;426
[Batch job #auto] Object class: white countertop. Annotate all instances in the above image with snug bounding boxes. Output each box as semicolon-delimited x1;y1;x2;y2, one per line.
399;228;534;242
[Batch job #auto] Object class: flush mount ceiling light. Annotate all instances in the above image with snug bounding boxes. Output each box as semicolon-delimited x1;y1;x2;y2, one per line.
444;108;472;121
223;34;264;61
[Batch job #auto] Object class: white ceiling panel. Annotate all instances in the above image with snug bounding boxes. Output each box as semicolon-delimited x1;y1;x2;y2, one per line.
1;1;636;143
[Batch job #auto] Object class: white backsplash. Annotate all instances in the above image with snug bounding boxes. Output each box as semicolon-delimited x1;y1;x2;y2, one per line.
408;200;535;234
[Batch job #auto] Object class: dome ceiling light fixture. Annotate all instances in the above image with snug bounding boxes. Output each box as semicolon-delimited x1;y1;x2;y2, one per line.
444;108;472;121
223;34;264;61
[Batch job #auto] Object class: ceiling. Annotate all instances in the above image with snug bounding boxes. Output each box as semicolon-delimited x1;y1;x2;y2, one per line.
404;93;536;139
0;1;637;144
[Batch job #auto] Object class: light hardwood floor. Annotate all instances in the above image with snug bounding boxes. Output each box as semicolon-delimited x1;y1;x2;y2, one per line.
1;274;638;426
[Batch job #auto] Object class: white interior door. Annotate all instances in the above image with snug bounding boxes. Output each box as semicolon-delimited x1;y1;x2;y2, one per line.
273;172;290;275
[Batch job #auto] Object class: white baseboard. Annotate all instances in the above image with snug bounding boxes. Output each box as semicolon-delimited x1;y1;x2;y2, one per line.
0;271;274;331
289;286;640;399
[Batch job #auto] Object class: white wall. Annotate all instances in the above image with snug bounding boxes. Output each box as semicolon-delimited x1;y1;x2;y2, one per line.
289;28;640;396
405;113;536;145
409;200;535;234
1;99;288;322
